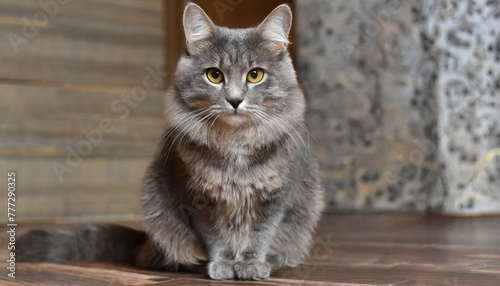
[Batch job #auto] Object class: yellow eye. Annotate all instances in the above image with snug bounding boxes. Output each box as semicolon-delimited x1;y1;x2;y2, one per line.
207;68;224;84
247;68;264;83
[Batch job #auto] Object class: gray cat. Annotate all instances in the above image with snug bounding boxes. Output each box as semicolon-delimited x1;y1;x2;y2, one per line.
18;3;323;281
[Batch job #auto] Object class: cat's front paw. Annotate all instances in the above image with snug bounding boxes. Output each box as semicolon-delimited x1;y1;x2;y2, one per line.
233;261;271;280
207;261;235;280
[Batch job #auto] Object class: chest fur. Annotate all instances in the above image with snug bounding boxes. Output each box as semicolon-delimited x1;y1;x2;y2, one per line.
172;134;291;253
181;149;284;223
186;158;284;253
189;159;282;206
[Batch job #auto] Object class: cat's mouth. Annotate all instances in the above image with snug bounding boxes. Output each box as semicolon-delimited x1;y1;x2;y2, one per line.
220;110;248;127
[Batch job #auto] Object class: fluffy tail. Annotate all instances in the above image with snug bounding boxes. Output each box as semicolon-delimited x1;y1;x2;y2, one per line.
17;223;164;269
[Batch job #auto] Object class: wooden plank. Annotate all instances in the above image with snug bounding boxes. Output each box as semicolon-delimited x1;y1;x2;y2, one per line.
0;135;158;157
0;263;173;286
314;214;500;246
0;156;150;189
0;0;165;87
0;110;165;157
0;157;150;220
300;242;500;275
0;0;162;24
18;188;143;219
163;0;184;86
2;214;500;285
0;110;164;139
0;82;165;119
0;82;166;157
274;264;500;285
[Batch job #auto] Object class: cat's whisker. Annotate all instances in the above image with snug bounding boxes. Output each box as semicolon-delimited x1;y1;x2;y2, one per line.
264;111;309;151
290;117;320;149
256;114;300;158
191;112;218;146
163;110;213;165
159;109;208;157
251;109;305;153
207;113;222;145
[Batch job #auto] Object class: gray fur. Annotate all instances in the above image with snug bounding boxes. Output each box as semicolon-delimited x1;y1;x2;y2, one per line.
17;3;323;281
142;3;323;280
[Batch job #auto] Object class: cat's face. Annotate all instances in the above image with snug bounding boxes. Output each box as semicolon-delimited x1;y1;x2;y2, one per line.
173;4;303;131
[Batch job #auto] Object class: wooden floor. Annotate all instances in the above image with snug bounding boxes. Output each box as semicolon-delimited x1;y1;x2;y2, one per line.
1;214;500;285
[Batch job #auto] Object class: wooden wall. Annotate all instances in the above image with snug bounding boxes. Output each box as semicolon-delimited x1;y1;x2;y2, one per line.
0;0;166;222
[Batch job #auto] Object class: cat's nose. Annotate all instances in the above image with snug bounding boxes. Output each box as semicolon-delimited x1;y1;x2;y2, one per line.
226;98;243;109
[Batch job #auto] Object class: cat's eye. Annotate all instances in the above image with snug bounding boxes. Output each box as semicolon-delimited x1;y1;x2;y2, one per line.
207;68;224;84
247;68;264;83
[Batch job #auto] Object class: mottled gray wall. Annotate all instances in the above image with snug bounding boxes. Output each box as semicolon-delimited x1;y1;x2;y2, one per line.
297;0;500;214
421;0;500;214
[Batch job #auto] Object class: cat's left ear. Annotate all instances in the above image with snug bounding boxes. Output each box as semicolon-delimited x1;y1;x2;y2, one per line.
183;3;215;54
257;4;292;54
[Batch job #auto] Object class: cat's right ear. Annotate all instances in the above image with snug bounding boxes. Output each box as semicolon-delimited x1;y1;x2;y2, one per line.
183;3;215;55
257;4;293;55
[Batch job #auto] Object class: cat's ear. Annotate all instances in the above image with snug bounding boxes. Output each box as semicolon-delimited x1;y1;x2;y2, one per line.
257;4;292;54
183;3;215;54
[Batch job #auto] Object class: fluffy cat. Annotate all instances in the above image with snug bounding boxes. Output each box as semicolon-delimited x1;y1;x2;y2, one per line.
18;3;323;281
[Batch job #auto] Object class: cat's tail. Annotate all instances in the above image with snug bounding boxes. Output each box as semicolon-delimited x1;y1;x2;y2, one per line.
17;223;165;270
